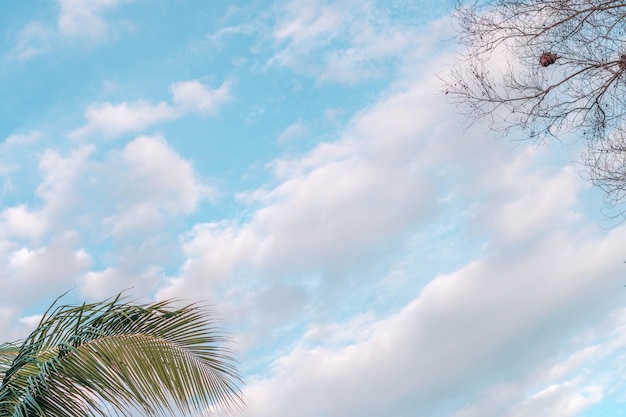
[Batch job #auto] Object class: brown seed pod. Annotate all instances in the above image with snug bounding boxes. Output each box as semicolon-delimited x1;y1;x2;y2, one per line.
539;52;559;67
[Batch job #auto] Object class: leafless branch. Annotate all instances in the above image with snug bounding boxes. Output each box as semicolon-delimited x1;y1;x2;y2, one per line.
444;0;626;217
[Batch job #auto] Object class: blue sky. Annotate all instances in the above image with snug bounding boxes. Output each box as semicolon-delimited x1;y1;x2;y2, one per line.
2;1;626;416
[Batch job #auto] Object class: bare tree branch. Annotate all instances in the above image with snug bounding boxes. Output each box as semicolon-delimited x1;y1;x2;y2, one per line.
444;0;626;217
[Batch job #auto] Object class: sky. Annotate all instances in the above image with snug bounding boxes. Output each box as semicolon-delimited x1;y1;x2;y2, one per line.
1;1;626;416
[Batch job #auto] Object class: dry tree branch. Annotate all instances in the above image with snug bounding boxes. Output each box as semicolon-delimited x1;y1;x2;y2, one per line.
444;0;626;217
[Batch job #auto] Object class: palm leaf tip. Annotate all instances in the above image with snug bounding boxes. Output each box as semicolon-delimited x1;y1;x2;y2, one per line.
0;293;244;417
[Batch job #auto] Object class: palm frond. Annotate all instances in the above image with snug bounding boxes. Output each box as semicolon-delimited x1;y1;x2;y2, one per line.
0;294;243;417
0;343;19;379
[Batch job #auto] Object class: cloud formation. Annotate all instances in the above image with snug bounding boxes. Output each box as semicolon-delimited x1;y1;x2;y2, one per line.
72;80;231;139
156;79;443;309
7;0;126;61
170;80;231;115
7;23;52;60
74;101;176;138
270;0;439;83
153;52;626;417
57;0;121;40
105;134;212;237
0;132;209;309
237;155;626;417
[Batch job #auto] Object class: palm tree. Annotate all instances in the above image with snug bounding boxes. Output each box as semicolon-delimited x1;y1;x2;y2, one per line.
0;293;243;417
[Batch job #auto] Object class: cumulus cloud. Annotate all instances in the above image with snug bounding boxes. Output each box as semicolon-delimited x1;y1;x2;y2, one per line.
170;80;231;115
79;266;161;300
0;232;91;305
6;0;127;61
157;79;443;307
72;101;176;139
153;77;469;342
150;47;626;417
239;222;626;417
118;134;209;213
0;144;95;248
42;134;208;236
104;134;211;237
72;80;231;139
20;134;209;240
0;143;100;311
0;131;210;304
0;205;47;241
233;114;618;416
57;0;121;40
37;145;94;223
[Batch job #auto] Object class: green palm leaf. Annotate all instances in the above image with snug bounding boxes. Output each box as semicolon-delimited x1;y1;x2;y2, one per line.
0;344;19;381
0;293;243;417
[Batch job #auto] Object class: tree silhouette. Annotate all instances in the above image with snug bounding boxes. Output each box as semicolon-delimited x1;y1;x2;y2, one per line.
445;0;626;216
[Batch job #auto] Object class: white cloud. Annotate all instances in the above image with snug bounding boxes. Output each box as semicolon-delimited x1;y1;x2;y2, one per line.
0;133;208;304
452;379;604;417
72;80;230;139
270;0;358;80
6;0;126;61
276;120;308;143
451;307;626;417
105;203;163;238
514;382;602;417
157;80;443;305
118;134;209;213
0;307;18;335
7;23;52;60
0;131;42;175
0;145;96;250
147;46;626;417
0;205;47;241
0;132;210;305
153;74;481;342
103;134;211;237
79;267;161;301
270;0;441;83
0;144;101;310
231;139;617;415
0;232;91;305
239;223;626;417
1;131;43;149
0;309;52;343
202;23;257;51
273;0;345;43
18;314;43;329
37;145;94;223
170;80;231;115
57;0;121;40
72;100;176;139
